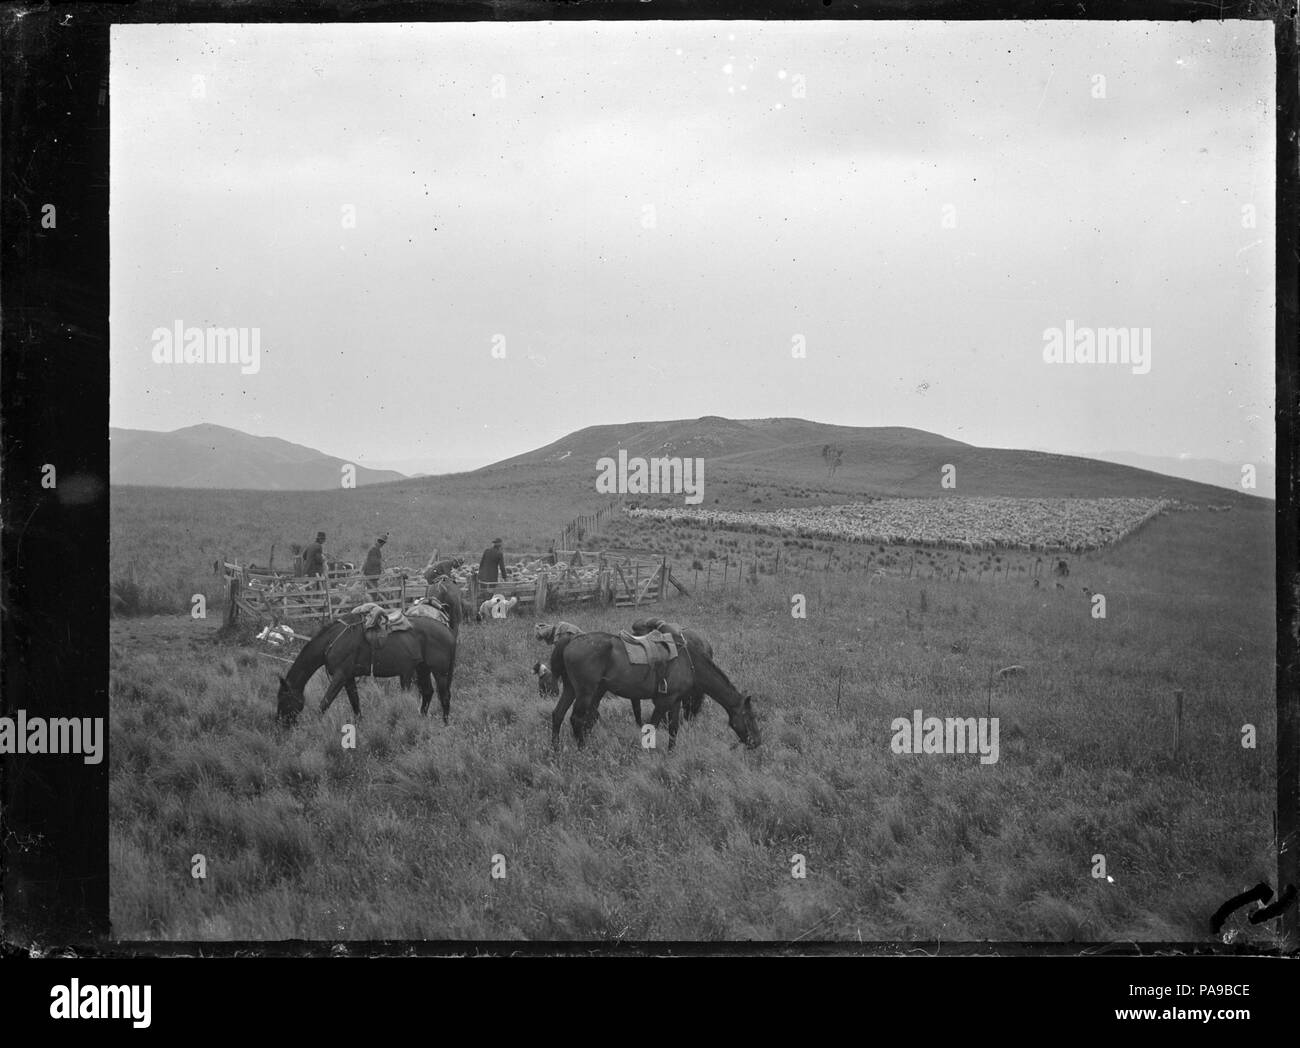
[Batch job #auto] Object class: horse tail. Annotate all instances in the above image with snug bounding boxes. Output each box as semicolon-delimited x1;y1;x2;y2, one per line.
443;584;462;634
549;633;575;691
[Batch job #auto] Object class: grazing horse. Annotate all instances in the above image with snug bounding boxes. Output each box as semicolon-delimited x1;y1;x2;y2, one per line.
534;619;712;727
548;632;761;750
276;591;460;724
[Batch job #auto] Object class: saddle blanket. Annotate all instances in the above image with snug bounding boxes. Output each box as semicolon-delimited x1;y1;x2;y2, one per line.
618;629;677;665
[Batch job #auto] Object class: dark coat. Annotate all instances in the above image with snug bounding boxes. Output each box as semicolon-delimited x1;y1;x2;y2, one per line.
363;544;384;577
478;545;507;583
302;542;325;576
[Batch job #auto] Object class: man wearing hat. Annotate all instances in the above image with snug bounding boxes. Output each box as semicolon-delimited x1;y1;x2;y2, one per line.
302;531;327;577
363;533;389;601
478;537;509;585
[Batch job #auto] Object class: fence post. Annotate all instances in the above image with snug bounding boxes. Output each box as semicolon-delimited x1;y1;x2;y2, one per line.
225;570;240;627
1173;690;1185;760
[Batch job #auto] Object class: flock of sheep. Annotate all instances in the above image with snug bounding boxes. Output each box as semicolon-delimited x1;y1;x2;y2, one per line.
413;556;606;591
628;497;1172;553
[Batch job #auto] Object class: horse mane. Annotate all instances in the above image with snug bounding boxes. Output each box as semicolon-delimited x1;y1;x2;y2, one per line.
692;649;741;696
283;616;352;688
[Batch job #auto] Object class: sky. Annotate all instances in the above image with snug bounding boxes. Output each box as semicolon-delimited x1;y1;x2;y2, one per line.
110;20;1276;476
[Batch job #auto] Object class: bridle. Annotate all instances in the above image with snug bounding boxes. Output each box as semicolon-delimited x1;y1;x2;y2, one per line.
323;620;359;660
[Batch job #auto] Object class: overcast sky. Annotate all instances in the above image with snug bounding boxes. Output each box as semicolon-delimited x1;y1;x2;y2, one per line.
110;20;1275;474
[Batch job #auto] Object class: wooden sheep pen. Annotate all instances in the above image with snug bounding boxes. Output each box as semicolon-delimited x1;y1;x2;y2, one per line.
224;549;683;626
458;549;681;613
222;560;411;627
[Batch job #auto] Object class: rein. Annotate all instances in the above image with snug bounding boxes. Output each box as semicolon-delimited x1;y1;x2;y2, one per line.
324;621;358;660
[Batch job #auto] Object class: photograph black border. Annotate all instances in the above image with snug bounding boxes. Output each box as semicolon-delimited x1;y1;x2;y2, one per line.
1;0;1295;965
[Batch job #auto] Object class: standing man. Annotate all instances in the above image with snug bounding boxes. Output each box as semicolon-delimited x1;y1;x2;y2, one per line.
302;531;327;577
478;537;509;585
363;532;388;601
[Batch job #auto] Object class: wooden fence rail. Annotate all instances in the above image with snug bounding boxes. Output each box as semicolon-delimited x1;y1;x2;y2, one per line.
224;544;677;625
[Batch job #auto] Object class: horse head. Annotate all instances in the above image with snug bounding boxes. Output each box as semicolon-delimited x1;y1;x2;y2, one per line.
276;673;305;725
728;694;762;749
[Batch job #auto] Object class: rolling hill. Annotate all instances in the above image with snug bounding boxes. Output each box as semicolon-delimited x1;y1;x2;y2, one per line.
110;416;1265;508
480;416;1261;506
110;424;405;490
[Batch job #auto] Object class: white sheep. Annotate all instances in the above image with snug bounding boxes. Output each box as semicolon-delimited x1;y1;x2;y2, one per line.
479;594;519;620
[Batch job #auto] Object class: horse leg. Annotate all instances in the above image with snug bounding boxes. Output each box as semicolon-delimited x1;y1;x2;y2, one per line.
319;667;351;714
344;676;363;719
416;667;434;717
572;686;599;747
667;700;681;750
551;680;577;747
434;671;451;725
589;680;609;730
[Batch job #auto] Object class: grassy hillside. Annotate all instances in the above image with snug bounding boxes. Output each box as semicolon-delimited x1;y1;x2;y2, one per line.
491;416;1257;502
109;415;1278;941
109;417;1256;617
109;503;1278;941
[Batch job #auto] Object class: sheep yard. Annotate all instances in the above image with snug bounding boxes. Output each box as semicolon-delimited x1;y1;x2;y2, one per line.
109;487;1279;943
628;497;1172;554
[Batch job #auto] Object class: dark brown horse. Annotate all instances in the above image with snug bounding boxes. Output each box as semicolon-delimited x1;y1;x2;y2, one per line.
548;632;760;750
277;586;461;725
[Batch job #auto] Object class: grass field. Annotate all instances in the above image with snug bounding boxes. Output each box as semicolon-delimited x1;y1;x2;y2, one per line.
110;496;1279;942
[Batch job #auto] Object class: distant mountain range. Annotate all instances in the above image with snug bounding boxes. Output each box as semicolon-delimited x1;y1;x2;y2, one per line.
110;424;404;490
109;418;1269;502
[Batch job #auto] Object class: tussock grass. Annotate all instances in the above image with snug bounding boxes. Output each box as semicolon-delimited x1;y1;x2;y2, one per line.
111;504;1278;943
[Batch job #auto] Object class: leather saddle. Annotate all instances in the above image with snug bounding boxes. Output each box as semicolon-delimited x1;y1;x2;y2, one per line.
619;629;679;693
351;602;412;649
619;629;677;664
